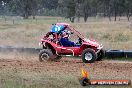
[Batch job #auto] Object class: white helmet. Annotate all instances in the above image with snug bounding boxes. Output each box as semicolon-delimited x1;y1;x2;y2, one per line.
62;30;70;38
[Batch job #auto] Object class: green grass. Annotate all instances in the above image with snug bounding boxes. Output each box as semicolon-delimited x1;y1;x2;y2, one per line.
105;57;132;61
0;69;82;88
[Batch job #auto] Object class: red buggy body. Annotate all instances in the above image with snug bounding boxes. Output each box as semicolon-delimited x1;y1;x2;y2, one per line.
39;23;104;63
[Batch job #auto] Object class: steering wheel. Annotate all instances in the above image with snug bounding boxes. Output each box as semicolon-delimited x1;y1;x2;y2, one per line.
76;38;82;45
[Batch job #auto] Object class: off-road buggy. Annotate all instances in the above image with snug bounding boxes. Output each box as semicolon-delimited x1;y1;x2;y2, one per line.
39;23;104;63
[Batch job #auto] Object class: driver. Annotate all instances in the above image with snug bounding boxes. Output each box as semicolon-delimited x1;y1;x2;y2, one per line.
60;31;80;47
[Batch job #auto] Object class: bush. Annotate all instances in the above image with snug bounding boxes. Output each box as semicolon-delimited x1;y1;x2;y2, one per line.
102;33;111;40
114;33;130;42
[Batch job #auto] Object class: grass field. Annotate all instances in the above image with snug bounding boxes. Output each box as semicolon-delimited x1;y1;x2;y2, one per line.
0;16;132;50
0;69;80;88
0;16;132;88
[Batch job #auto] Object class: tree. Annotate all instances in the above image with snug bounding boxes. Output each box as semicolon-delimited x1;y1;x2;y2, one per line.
0;0;12;15
62;0;76;23
8;0;40;19
109;0;124;21
82;0;90;22
1;0;132;21
124;0;132;21
41;0;59;10
75;0;83;22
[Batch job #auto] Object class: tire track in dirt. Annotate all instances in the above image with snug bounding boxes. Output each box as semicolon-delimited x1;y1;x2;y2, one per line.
0;57;132;80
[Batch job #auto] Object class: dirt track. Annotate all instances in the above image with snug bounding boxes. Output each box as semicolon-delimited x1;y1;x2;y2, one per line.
0;56;132;81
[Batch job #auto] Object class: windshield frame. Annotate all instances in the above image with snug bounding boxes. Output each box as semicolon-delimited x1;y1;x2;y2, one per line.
68;26;85;39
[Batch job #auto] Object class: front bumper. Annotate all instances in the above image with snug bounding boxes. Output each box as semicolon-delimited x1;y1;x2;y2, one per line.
97;44;103;50
39;39;45;47
39;42;42;46
96;44;103;53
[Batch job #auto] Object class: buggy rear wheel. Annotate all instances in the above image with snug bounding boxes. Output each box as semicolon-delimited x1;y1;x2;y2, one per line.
39;49;53;62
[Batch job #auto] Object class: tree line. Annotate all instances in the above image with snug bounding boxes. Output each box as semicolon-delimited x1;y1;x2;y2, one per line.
0;0;132;22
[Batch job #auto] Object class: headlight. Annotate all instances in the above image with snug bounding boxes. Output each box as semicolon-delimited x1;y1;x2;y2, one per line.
39;42;43;46
97;44;103;50
39;42;42;46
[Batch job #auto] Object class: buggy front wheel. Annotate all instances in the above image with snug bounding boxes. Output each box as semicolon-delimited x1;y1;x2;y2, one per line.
82;48;97;63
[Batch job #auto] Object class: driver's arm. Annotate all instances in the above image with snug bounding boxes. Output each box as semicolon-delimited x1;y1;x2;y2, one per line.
66;39;75;47
44;32;52;38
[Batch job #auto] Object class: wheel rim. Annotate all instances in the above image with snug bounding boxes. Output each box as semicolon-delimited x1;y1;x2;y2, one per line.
41;53;49;60
85;52;93;61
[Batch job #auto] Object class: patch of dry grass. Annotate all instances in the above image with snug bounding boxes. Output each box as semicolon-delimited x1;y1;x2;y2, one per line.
0;16;132;50
0;69;81;88
72;21;132;49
